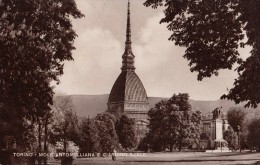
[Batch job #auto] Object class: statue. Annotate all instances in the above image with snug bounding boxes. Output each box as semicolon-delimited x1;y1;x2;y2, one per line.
212;107;222;119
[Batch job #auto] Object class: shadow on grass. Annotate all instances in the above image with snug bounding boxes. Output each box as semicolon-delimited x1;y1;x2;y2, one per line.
230;161;260;165
124;159;260;163
254;161;260;165
202;152;259;157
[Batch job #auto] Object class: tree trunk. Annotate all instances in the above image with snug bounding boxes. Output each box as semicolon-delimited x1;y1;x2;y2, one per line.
64;139;67;153
170;143;173;152
38;118;42;165
63;122;67;153
43;117;48;165
178;140;182;152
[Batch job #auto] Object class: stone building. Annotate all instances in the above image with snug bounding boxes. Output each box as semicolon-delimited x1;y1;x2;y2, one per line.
107;1;149;134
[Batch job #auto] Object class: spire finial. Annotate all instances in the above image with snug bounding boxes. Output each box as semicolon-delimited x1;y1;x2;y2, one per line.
126;0;131;42
121;0;135;72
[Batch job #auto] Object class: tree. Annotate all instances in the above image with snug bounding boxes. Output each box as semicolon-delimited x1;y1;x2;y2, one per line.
116;114;138;151
224;128;238;151
247;118;260;151
143;0;260;107
95;113;120;153
0;0;83;152
240;132;249;150
227;108;246;132
227;108;246;152
50;95;79;154
147;93;202;152
146;100;169;151
79;117;100;153
137;136;151;152
0;1;83;164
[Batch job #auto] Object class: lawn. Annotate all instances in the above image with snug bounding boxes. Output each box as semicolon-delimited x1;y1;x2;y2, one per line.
48;152;260;165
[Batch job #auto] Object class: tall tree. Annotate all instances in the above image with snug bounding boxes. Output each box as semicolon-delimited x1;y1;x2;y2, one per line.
79;117;100;153
0;0;83;118
0;0;83;151
143;0;260;107
95;113;120;153
147;100;169;151
168;94;201;151
247;118;260;151
147;93;202;152
50;95;79;153
227;107;246;132
116;114;138;151
224;128;239;151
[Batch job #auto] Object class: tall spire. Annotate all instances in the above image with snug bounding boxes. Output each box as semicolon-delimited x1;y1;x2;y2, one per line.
122;0;135;72
126;0;131;43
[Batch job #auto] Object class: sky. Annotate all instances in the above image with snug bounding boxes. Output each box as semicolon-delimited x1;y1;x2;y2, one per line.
54;0;251;101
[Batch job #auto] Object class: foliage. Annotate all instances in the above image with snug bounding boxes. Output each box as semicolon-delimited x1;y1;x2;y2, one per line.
78;118;100;153
50;95;79;152
137;136;150;152
116;114;138;150
143;0;260;107
55;141;79;157
146;100;168;151
247;118;260;151
0;0;83;118
223;128;238;150
94;113;120;153
240;131;249;150
0;0;83;152
77;112;139;153
0;107;36;151
146;93;202;152
227;107;246;132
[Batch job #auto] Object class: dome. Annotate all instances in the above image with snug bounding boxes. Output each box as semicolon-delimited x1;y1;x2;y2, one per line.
108;71;148;103
107;1;149;118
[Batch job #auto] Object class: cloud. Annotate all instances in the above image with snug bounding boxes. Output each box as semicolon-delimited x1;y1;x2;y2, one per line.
55;1;249;101
133;13;238;100
55;28;122;95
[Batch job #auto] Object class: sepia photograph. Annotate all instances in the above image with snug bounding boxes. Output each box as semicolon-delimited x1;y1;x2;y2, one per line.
1;0;260;164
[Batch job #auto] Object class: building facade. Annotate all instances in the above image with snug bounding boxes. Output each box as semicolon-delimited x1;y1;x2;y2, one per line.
107;1;149;132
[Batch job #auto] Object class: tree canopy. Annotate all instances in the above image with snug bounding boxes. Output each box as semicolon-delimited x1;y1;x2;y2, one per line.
247;118;260;151
227;107;246;132
95;113;120;153
143;0;260;107
116;114;138;151
0;0;83;120
0;0;83;159
223;127;238;151
79;117;100;153
146;93;202;152
51;95;79;153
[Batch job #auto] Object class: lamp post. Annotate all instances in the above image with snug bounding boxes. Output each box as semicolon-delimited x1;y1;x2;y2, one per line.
238;126;241;152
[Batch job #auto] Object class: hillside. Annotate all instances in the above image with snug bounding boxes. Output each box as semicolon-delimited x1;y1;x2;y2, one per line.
69;95;259;118
70;94;109;118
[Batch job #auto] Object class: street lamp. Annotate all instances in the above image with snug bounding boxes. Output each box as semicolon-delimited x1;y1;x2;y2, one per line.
238;126;241;152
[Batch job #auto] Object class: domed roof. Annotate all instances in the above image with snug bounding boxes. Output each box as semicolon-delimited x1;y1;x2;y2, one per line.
108;1;148;106
108;71;148;103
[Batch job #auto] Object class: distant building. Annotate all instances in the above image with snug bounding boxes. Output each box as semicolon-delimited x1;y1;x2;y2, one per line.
199;107;230;150
107;1;149;137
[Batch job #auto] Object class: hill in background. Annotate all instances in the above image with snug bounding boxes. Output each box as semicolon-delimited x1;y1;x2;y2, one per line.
69;94;260;118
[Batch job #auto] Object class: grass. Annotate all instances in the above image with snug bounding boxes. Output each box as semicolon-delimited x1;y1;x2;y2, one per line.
48;152;260;165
